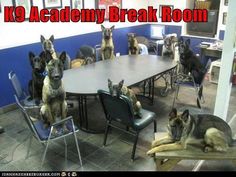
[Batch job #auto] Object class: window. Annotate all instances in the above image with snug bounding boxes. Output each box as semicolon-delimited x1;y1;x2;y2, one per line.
150;25;165;39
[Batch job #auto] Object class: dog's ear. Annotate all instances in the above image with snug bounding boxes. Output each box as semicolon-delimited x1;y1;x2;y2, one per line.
39;51;46;63
40;35;45;43
101;25;105;31
29;52;35;66
118;79;124;89
179;37;184;42
45;51;53;64
108;79;112;88
181;110;189;122
59;51;67;63
110;25;115;31
49;35;54;43
162;33;166;39
169;108;177;119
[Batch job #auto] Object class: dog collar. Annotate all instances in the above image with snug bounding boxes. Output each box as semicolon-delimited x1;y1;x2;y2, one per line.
40;71;47;77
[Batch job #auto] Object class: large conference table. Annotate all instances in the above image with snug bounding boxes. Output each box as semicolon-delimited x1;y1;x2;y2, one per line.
63;55;177;133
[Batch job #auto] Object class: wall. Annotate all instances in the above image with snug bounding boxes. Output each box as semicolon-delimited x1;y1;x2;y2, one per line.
0;0;150;107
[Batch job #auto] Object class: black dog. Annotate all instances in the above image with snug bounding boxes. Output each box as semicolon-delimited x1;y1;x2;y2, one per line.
178;37;205;84
28;51;47;104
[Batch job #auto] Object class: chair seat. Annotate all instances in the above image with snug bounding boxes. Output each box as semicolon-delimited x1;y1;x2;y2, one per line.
133;109;156;130
34;119;78;141
175;80;200;88
23;96;42;107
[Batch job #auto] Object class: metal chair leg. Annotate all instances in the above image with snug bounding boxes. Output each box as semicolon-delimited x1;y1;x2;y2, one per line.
131;132;139;161
41;127;53;167
25;135;33;159
73;130;83;167
153;120;157;133
103;122;110;146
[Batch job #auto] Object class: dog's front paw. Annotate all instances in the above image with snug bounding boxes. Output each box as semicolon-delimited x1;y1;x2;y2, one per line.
147;148;157;156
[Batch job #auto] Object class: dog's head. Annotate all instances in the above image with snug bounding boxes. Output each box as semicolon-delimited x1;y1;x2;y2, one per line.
178;37;191;56
29;51;46;72
45;51;66;81
101;25;115;40
128;33;137;44
108;79;124;97
163;34;175;50
40;35;55;54
168;108;190;141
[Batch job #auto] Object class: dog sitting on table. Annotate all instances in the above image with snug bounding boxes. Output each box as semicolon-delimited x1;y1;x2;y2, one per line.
40;35;71;70
101;25;115;60
40;51;68;133
108;79;142;118
28;51;47;105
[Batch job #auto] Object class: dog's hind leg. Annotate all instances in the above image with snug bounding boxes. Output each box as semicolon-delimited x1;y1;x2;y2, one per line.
204;128;229;152
40;105;54;127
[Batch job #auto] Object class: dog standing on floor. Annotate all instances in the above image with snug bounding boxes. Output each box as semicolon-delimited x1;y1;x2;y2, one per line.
40;51;68;132
147;108;235;155
40;35;71;70
28;51;47;104
128;33;140;55
101;25;115;60
108;79;142;117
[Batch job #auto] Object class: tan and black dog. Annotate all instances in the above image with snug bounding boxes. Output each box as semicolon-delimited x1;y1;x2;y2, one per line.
40;51;68;132
147;108;235;155
40;35;71;70
108;79;142;118
101;25;115;60
162;34;178;59
28;51;47;104
128;33;140;55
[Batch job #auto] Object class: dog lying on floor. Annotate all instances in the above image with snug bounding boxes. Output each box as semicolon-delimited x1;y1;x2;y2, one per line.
178;37;205;84
128;33;140;55
28;51;47;104
40;51;68;132
147;108;235;155
108;79;142;117
101;25;115;60
40;35;71;70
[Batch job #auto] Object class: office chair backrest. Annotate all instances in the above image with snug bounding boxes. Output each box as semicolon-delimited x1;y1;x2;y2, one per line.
94;44;102;61
14;94;41;141
76;45;95;60
98;90;135;127
8;71;25;99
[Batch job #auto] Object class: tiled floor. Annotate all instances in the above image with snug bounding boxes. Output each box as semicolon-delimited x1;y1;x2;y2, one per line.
0;79;235;171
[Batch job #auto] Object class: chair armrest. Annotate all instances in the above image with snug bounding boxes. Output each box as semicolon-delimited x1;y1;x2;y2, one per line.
52;116;73;127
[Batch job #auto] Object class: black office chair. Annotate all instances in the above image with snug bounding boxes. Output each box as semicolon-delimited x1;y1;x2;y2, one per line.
76;45;96;64
136;36;157;55
94;44;102;62
98;90;157;161
172;59;212;109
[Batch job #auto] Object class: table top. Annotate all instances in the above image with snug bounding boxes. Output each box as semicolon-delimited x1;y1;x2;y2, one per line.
63;55;177;95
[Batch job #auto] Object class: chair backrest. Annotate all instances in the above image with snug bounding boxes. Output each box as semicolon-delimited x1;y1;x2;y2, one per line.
136;36;149;48
8;71;25;99
94;44;102;61
14;94;41;141
76;45;95;61
98;90;135;127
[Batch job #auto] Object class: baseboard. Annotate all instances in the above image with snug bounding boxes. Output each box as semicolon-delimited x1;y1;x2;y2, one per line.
0;103;17;115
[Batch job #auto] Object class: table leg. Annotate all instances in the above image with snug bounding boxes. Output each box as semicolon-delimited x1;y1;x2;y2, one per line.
77;95;104;134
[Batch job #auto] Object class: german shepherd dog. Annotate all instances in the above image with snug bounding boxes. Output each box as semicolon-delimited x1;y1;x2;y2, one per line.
162;34;177;59
28;51;47;104
147;108;235;155
178;37;205;85
40;51;68;132
101;25;115;60
40;35;71;70
108;79;142;117
128;33;140;55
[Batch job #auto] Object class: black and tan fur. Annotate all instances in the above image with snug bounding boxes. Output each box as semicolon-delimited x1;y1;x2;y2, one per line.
108;79;142;117
40;35;71;70
128;33;140;55
162;34;177;59
147;108;235;155
28;51;47;104
40;51;67;131
101;25;115;60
